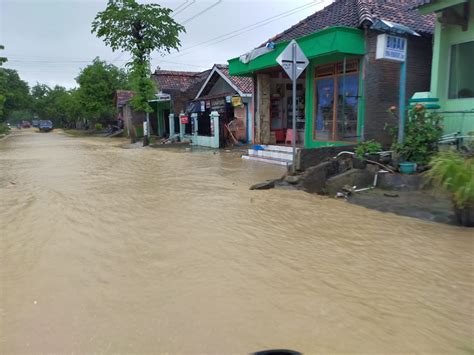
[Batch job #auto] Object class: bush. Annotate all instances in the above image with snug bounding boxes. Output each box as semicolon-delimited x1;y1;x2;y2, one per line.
94;123;103;131
390;104;443;164
0;123;11;135
426;151;474;208
354;140;382;158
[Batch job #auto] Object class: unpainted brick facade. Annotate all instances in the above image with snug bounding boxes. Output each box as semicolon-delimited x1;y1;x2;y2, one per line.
363;30;433;146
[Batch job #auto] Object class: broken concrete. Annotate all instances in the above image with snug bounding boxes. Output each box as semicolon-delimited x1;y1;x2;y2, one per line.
250;180;277;190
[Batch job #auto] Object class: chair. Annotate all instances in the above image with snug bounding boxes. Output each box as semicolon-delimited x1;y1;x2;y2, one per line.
285;129;294;145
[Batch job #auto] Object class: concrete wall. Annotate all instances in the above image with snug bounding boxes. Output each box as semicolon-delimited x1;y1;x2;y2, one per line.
363;30;433;146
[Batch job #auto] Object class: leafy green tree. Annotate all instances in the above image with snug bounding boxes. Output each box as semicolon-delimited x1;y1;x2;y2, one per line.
0;45;6;67
75;57;129;126
60;88;84;128
0;68;30;122
92;0;185;144
0;45;6;119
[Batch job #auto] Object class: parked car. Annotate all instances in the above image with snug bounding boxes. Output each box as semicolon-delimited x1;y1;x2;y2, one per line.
39;120;53;132
32;120;39;127
21;120;31;128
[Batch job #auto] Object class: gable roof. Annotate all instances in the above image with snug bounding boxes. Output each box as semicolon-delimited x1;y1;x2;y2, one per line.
195;64;253;99
268;0;435;44
151;70;208;94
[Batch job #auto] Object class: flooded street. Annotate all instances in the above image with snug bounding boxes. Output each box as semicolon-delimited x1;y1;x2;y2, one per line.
1;130;473;354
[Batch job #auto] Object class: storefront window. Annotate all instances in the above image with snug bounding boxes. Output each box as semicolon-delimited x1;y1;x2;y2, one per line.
314;59;359;142
449;41;474;99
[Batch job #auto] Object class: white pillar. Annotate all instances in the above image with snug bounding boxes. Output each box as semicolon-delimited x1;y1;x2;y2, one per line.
179;113;185;141
191;113;198;141
210;111;220;148
169;113;175;136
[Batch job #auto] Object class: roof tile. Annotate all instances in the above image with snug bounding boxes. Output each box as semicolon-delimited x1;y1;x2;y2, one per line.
268;0;435;44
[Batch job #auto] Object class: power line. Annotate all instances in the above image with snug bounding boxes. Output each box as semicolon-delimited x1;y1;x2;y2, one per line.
181;0;222;24
172;0;189;12
164;0;323;59
172;0;196;16
7;57;207;68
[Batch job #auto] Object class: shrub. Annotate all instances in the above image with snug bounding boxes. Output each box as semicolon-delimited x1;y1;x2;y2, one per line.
426;151;474;208
0;123;11;135
94;123;103;131
390;104;443;164
354;140;382;158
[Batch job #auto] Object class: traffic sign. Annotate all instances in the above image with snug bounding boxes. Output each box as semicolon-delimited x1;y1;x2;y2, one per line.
276;40;309;80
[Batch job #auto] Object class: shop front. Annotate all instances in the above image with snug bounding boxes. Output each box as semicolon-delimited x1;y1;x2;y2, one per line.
185;95;238;148
229;27;366;149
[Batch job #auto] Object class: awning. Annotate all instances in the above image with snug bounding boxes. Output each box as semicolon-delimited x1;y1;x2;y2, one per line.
228;27;365;77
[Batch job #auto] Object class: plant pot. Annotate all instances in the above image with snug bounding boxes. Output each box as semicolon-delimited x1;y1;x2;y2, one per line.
454;204;474;227
352;157;367;169
399;161;417;174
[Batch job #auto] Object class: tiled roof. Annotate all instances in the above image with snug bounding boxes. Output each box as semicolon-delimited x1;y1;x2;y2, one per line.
268;0;435;44
216;64;253;94
151;70;205;93
115;90;134;107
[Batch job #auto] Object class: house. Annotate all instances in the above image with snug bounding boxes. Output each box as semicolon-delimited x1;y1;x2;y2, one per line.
114;90;144;138
183;64;253;148
228;0;436;165
150;69;210;137
416;0;474;136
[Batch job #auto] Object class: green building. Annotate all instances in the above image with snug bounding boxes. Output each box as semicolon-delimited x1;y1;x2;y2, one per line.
417;0;474;136
228;0;436;166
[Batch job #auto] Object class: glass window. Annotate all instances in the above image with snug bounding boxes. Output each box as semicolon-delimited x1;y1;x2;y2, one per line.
449;41;474;99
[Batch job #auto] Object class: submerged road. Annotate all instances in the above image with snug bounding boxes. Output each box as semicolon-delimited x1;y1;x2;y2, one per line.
1;129;473;354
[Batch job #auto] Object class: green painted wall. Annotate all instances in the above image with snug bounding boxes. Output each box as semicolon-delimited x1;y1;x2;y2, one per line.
429;0;474;134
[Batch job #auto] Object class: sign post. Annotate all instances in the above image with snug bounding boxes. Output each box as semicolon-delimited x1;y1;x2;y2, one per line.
276;40;309;174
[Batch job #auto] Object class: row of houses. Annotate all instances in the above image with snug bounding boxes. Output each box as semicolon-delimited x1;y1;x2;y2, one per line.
116;0;473;166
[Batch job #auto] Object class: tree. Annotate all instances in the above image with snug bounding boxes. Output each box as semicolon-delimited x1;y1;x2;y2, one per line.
0;68;30;122
92;0;185;144
0;44;6;67
75;57;129;125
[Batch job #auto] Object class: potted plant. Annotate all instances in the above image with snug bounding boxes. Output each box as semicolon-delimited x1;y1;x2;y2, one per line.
389;104;443;173
353;140;382;169
426;151;474;227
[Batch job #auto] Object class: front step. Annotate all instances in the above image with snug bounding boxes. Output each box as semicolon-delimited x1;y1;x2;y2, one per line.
242;145;298;166
242;155;290;166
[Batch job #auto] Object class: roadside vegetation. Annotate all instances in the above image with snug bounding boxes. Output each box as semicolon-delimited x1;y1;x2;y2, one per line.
0;43;130;130
92;0;185;145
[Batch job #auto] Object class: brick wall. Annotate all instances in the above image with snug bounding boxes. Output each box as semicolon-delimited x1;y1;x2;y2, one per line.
363;30;433;146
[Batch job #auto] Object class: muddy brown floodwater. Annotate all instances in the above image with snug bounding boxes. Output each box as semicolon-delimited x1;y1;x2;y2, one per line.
0;130;473;354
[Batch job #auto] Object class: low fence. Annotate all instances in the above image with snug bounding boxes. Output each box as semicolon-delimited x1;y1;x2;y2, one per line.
438;110;474;136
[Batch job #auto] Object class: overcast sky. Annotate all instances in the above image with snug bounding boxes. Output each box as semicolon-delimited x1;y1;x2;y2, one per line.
0;0;333;89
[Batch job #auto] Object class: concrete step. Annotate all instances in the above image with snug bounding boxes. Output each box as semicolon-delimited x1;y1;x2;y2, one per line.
247;149;293;162
242;155;290;166
256;144;295;153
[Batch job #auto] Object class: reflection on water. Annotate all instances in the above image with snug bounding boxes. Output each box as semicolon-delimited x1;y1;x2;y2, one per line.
1;130;473;354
